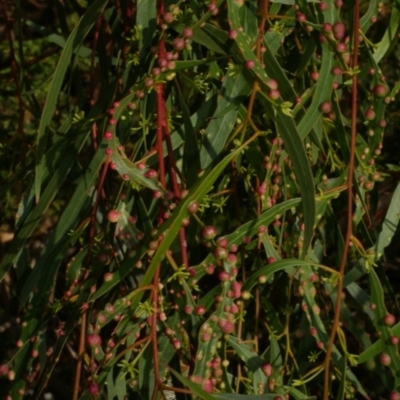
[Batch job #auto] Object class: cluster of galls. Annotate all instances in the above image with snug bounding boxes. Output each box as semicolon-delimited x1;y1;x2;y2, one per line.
189;363;284;397
294;4;392;126
103;101;121;155
200;227;240;267
260;372;282;395
164;324;187;352
0;363;13;383
319;21;348;54
189;357;235;393
151;25;193;79
153;4;195;79
246;59;281;101
258;138;286;208
198;226;246;300
103;102;161;181
226;21;281;101
319;81;389;118
1;338;64;398
363;307;400;393
200;225;279;299
377;313;400;374
298;18;392;127
295;0;344;34
85;303;144;396
178;230;263;394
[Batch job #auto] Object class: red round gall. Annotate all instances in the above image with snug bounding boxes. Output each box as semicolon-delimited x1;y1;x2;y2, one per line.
373;83;389;98
384;313;396;326
333;22;346;40
246;60;255;69
88;381;99;395
268;89;280;100
201;226;217;240
379;353;391;366
87;333;102;348
319;101;332;114
107;210;121;223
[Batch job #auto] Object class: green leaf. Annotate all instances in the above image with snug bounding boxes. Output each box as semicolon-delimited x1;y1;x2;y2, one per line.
177;80;200;187
226;336;267;393
139;334;175;400
297;45;334;139
18;141;105;306
368;268;400;388
373;181;400;260
193;289;231;379
91;144;246;303
0;131;93;283
227;0;272;87
170;368;219;400
358;321;400;364
335;356;347;400
263;7;296;55
373;5;400;63
135;147;244;305
35;0;108;201
107;367;127;400
145;93;217;166
137;0;157;55
239;0;258;38
287;388;316;400
360;0;380;32
270;0;314;3
275;110;315;258
242;259;323;291
200;73;251;168
23;20;91;57
214;395;285;400
175;23;228;55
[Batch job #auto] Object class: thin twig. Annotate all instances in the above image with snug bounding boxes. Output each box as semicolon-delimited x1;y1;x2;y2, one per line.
89;14;103;150
156;80;167;189
72;312;87;400
72;158;110;400
322;1;359;397
150;266;161;400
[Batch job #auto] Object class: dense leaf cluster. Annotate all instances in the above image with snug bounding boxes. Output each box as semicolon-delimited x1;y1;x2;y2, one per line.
1;0;400;399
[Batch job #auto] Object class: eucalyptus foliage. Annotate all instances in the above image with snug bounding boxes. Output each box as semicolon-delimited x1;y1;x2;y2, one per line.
1;0;400;399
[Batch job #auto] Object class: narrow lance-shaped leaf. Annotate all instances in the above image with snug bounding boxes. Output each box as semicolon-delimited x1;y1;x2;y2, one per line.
226;336;267;393
200;72;252;168
133;145;245;309
276;110;315;258
227;0;272;87
35;0;108;201
373;181;400;260
137;0;157;56
368;268;400;388
373;5;400;63
0;130;93;283
296;45;334;139
91;143;247;304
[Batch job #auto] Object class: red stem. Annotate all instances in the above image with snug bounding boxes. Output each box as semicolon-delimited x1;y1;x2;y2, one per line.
178;228;189;268
150;266;161;400
149;3;168;399
72;312;87;400
72;158;110;400
89;15;103;150
322;0;360;397
155;81;167;189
